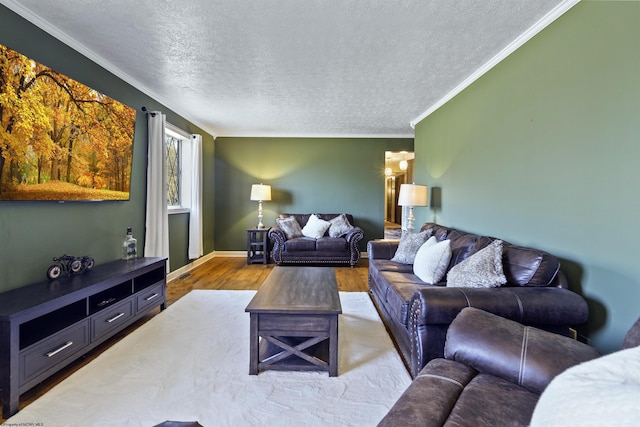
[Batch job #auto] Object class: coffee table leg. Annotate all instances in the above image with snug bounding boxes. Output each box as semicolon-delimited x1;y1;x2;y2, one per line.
329;314;339;376
249;313;258;375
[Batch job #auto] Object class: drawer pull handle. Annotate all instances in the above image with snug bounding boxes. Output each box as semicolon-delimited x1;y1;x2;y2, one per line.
46;341;73;358
145;293;159;301
107;312;125;323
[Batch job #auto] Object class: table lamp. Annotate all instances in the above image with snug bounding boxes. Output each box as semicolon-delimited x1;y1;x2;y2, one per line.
250;183;272;229
397;183;428;233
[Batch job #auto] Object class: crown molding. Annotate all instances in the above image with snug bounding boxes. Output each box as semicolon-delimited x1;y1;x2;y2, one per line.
0;0;219;138
214;133;415;139
410;0;581;129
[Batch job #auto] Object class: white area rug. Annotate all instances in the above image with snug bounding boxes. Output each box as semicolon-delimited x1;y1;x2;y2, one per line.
8;290;411;426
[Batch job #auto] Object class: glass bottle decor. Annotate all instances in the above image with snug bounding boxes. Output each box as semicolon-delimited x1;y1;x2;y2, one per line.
122;227;137;260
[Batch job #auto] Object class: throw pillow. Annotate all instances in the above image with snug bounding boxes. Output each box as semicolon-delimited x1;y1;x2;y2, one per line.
276;216;303;240
390;230;430;264
328;214;354;238
446;239;507;288
301;214;331;239
413;237;452;284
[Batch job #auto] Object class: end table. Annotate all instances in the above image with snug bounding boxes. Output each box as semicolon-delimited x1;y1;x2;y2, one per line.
247;227;270;264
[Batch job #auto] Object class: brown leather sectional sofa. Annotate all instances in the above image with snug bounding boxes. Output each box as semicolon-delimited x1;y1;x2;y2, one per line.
368;222;589;377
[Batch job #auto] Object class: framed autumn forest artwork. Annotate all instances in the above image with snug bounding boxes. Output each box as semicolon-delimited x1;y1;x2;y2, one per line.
0;43;136;202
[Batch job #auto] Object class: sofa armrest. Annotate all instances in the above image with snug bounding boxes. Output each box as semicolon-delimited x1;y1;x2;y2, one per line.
268;226;287;264
345;226;364;244
345;227;364;266
407;286;590;376
268;225;286;244
411;286;589;326
445;307;600;394
367;239;399;260
378;358;477;427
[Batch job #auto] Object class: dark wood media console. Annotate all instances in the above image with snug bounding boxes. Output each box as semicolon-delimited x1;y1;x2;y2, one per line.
0;257;167;418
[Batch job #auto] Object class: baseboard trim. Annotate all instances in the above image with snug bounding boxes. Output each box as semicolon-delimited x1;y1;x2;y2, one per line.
213;251;369;259
167;251;217;282
168;250;369;282
213;251;246;258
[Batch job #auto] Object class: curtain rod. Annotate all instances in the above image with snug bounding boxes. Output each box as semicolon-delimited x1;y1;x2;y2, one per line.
141;106;156;117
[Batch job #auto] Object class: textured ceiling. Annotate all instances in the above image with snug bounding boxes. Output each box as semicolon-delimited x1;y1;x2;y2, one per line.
1;0;576;138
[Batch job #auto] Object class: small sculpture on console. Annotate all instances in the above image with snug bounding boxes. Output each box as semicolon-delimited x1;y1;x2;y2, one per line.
47;254;95;280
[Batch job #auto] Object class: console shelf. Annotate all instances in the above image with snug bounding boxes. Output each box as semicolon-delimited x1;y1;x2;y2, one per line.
0;257;167;418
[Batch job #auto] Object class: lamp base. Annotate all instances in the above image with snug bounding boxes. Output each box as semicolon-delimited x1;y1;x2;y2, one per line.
257;201;265;229
406;206;415;234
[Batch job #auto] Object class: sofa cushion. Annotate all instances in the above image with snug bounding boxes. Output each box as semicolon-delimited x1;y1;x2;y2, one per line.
422;223;450;241
378;358;538;427
328;214;354;238
391;230;431;264
316;236;347;252
413;237;452;284
447;240;507;288
301;214;331;238
445;307;600;394
445;231;493;270
370;258;415;274
502;244;560;287
276;216;303;239
283;237;316;251
447;373;539;426
381;271;425;326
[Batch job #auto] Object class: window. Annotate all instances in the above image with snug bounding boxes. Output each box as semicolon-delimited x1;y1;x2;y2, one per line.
165;124;193;213
166;133;181;206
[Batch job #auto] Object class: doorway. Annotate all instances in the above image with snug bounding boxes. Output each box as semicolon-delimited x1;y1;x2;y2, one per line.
384;151;414;239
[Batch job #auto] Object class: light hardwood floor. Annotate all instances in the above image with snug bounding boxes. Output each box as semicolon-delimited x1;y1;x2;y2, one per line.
3;257;369;421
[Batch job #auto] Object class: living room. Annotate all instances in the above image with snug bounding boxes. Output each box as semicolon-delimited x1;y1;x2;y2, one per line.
1;0;639;425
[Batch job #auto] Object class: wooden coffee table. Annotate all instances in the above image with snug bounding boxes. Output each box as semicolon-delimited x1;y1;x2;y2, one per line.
245;266;342;376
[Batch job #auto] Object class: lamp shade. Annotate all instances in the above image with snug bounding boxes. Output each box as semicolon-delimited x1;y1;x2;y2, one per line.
397;184;428;206
250;184;271;201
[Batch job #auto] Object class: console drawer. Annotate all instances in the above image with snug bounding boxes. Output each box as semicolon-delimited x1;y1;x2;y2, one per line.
91;299;134;340
136;282;165;313
19;319;90;386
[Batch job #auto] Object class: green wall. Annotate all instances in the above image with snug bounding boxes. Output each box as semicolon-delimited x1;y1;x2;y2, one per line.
414;1;640;353
214;137;413;250
0;5;215;291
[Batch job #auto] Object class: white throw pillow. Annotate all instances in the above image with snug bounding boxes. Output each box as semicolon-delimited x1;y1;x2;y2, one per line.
446;239;507;288
301;214;331;239
413;237;452;284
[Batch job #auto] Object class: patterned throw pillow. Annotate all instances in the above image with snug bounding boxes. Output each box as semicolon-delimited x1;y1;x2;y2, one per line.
276;216;303;240
390;230;430;264
446;239;507;288
328;214;354;238
413;237;452;284
301;214;331;239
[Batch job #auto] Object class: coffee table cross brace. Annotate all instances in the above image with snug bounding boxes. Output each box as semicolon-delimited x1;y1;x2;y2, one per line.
245;267;342;377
